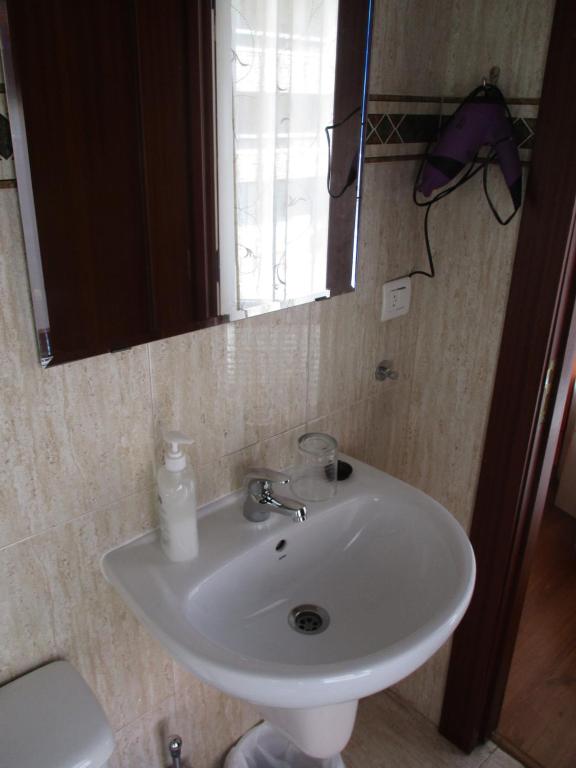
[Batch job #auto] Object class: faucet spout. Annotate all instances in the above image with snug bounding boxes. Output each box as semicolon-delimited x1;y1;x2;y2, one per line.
265;493;307;522
243;469;307;523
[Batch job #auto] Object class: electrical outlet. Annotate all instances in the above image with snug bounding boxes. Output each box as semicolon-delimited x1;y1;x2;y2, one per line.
381;277;411;321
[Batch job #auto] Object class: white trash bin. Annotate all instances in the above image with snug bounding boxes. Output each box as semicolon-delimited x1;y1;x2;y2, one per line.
224;722;346;768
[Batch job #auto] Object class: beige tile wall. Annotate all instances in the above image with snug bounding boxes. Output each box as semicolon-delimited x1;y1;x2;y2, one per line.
365;0;555;722
0;0;554;765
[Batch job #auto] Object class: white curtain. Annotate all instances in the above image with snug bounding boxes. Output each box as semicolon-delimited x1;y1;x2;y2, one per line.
228;0;338;311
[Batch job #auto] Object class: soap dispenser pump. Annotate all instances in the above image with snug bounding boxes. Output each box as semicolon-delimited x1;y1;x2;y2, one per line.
157;430;198;562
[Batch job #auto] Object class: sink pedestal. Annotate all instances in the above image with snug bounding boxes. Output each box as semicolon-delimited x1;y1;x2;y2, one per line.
257;700;358;758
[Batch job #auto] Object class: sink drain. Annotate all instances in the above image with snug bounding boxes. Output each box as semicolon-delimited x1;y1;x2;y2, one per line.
288;604;330;635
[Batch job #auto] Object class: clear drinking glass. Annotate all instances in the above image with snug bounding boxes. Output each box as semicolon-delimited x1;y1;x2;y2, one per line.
292;432;338;502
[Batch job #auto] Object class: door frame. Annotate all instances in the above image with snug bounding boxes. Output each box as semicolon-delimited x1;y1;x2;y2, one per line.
439;0;576;751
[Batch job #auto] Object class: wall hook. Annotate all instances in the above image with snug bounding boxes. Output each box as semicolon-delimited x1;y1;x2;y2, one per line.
375;360;399;381
168;735;183;768
483;66;500;88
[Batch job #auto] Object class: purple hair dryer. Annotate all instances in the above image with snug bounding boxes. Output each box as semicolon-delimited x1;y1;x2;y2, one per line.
418;86;522;211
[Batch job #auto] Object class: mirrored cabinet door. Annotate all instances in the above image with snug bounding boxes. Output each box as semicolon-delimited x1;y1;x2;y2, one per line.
1;0;372;365
215;0;373;320
1;0;220;365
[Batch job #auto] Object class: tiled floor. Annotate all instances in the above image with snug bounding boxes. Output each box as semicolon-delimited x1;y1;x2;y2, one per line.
342;691;524;768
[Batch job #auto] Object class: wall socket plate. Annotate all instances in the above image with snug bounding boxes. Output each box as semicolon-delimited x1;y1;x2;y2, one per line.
381;277;411;321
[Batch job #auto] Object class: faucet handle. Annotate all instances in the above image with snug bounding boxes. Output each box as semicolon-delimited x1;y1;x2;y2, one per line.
245;468;290;487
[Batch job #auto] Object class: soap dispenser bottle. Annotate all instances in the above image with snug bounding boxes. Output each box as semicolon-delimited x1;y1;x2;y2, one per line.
157;431;198;562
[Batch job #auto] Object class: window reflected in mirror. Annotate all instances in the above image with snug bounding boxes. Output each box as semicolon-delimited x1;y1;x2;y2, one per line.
217;0;349;319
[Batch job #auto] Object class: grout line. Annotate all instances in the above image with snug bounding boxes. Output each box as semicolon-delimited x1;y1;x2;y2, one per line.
0;518;90;554
145;343;156;424
194;423;308;471
111;691;176;737
0;424;315;556
145;342;162;479
365;154;532;167
476;745;511;768
1;346;402;555
0;483;156;554
369;93;540;106
0;368;390;555
170;660;178;707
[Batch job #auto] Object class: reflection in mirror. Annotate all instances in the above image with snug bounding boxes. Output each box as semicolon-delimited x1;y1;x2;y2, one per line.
1;0;371;365
216;1;371;320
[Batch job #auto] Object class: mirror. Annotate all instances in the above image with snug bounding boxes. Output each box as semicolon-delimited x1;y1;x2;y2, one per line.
1;0;372;365
216;0;372;319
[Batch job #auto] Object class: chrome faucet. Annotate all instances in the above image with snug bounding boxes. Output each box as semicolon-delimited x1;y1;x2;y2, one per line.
243;469;307;523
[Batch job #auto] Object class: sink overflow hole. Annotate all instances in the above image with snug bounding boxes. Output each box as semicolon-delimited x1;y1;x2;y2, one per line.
275;539;287;552
288;605;330;635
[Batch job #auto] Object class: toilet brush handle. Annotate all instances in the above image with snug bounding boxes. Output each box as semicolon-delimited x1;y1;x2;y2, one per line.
168;735;183;768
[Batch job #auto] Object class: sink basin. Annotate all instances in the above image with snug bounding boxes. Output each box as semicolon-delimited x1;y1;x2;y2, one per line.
102;456;475;757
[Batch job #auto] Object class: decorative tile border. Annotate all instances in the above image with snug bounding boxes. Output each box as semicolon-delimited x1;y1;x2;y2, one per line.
368;94;540;105
365;94;539;165
366;113;448;145
0;83;540;188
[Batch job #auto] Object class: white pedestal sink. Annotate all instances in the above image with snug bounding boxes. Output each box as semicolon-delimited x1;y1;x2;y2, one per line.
102;456;475;758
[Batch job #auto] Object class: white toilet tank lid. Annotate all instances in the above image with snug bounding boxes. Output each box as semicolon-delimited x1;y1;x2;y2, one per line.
0;661;114;768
